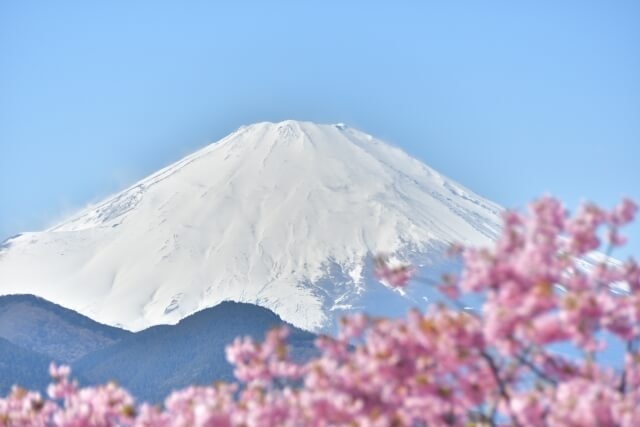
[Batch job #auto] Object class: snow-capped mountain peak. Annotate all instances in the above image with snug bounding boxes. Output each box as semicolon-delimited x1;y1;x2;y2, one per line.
0;120;501;332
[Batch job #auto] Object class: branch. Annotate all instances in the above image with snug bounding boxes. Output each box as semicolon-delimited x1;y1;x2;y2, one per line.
618;338;635;394
513;350;558;386
481;351;523;427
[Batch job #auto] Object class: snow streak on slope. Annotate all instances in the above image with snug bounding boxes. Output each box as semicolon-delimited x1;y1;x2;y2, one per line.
0;121;502;332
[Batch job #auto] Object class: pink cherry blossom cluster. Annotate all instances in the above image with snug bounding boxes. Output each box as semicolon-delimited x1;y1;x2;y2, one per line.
373;254;415;288
1;196;638;426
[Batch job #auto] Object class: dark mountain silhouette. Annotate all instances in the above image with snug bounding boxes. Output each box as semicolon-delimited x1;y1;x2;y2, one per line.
0;294;131;363
0;295;316;402
73;301;317;402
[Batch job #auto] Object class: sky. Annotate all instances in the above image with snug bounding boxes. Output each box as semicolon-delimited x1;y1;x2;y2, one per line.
1;1;639;255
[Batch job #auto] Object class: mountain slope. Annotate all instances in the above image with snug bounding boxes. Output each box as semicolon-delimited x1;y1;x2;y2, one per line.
73;301;316;403
0;120;501;332
0;336;52;395
0;294;131;363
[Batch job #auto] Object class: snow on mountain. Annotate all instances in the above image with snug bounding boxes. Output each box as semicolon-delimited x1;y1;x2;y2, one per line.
0;120;502;332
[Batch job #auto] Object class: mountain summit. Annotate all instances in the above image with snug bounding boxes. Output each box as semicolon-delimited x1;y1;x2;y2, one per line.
0;121;501;332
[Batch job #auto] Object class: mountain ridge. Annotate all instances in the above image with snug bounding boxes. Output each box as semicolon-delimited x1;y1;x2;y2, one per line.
73;300;316;402
0;294;315;401
0;294;131;363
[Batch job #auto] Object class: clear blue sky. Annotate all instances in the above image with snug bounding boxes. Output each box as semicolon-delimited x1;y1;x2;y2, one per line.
1;1;639;255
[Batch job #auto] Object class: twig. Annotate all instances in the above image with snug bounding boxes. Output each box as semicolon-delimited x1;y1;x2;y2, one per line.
481;351;523;427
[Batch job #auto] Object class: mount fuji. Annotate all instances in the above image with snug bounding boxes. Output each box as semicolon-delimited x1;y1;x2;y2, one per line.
0;120;502;333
